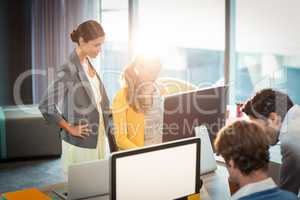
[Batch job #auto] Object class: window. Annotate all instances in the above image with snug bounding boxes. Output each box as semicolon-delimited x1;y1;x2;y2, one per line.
101;0;129;101
233;0;300;104
100;0;226;101
135;0;225;88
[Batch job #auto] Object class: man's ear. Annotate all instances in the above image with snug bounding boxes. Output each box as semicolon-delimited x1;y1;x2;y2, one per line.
268;112;282;128
228;159;235;168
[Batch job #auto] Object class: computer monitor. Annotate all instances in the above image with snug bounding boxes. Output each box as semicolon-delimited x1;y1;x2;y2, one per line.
110;137;201;200
162;85;228;145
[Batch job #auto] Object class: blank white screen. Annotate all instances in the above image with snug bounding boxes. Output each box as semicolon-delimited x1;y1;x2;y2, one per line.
115;143;197;200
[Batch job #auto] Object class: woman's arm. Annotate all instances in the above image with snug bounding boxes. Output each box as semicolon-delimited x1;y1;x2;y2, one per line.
39;66;70;125
112;90;138;150
39;65;91;138
58;119;90;139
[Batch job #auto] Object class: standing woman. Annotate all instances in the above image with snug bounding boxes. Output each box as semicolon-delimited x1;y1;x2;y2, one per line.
39;20;110;172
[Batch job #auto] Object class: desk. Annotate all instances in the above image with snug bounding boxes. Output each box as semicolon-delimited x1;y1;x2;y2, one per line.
41;164;231;200
202;164;231;200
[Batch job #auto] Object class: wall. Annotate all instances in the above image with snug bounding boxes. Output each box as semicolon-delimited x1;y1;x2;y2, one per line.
0;0;33;106
0;0;10;105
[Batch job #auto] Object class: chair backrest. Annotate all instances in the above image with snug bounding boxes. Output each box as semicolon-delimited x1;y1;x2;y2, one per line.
106;113;118;153
158;77;197;95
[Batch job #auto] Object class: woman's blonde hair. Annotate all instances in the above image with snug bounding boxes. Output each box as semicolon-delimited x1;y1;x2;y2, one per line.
121;56;161;112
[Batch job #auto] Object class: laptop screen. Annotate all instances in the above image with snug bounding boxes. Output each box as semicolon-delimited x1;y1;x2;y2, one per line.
110;138;201;200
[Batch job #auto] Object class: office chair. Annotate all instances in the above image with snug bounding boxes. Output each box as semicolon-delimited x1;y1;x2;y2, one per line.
106;112;118;153
158;77;197;95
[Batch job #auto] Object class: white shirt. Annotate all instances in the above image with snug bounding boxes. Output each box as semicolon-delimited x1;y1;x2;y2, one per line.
278;104;300;196
279;104;300;141
144;89;164;146
82;61;102;106
232;178;277;200
269;105;300;164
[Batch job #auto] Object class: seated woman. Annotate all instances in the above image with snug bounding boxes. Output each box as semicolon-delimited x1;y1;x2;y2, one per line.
112;56;196;150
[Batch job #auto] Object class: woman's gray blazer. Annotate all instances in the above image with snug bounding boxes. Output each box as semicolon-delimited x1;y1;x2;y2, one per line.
39;50;110;149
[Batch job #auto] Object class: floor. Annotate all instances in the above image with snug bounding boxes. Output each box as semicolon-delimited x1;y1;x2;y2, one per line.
0;157;66;193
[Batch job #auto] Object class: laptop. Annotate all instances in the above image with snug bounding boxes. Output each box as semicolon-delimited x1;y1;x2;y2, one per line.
195;125;217;174
53;159;109;200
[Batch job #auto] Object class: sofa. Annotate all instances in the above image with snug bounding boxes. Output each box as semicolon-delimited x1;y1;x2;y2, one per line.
0;105;61;160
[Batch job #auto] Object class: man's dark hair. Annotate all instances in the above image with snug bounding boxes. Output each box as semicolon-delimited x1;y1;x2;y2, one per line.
214;120;270;175
242;88;294;121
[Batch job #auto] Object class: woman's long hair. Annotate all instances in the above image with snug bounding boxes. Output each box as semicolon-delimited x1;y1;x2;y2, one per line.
122;63;142;112
121;56;161;113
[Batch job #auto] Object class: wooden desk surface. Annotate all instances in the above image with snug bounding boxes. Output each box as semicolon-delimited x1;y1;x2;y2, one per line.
41;164;231;200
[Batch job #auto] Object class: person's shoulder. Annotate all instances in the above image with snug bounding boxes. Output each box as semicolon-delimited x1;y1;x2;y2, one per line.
264;188;298;200
239;188;298;200
113;87;127;100
276;189;298;199
55;60;78;77
112;87;129;110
